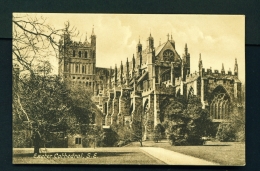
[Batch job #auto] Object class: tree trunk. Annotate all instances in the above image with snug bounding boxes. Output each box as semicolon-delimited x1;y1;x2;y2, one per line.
34;144;40;155
32;131;41;155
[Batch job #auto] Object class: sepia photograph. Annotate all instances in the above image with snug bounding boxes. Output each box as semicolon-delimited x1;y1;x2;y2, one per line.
12;13;245;165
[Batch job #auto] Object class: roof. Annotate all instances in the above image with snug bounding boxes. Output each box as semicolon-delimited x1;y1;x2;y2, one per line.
155;42;166;56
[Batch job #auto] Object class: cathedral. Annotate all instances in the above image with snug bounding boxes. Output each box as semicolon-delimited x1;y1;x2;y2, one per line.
58;27;243;140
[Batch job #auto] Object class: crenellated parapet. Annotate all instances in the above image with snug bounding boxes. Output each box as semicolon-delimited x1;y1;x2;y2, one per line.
185;72;199;83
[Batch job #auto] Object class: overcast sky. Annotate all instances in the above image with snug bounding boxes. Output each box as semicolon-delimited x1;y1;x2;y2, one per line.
18;13;245;83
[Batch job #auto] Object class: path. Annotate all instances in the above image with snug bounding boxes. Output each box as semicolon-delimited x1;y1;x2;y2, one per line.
140;147;219;165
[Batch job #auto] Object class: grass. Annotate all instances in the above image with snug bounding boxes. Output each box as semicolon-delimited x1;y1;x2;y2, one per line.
129;140;245;166
13;148;165;164
13;141;245;165
163;143;245;166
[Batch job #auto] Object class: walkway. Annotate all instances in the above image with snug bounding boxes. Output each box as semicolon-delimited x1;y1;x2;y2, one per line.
140;147;219;165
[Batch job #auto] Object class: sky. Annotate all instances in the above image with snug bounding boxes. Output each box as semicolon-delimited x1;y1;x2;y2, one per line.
15;13;245;83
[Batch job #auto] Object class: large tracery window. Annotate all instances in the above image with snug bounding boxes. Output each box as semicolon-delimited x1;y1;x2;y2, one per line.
161;70;171;82
210;86;230;120
163;49;174;61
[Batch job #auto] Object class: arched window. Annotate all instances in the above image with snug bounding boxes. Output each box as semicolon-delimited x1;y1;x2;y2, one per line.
187;87;194;100
85;51;88;58
76;64;79;73
73;50;75;57
161;69;171;82
210;86;230;120
78;51;81;57
82;66;85;73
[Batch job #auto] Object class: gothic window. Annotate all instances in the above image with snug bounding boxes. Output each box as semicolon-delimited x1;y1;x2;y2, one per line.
161;69;171;82
64;63;69;72
188;87;194;100
76;64;79;73
89;64;92;74
78;51;81;57
82;66;85;73
73;50;75;57
163;49;174;61
210;86;230;120
85;51;88;58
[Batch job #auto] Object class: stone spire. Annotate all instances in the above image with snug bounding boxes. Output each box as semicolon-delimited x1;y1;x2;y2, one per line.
132;54;135;69
126;57;129;86
198;53;203;68
120;61;123;85
234;58;238;77
109;66;112;89
185;43;188;55
198;53;203;76
221;63;225;74
114;64;117;87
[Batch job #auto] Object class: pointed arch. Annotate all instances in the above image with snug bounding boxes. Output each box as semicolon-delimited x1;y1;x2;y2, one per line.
210;85;231;120
187;86;194;100
161;69;171;82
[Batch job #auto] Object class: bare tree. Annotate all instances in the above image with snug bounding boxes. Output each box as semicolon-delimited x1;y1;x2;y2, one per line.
12;14;84;153
12;13;78;75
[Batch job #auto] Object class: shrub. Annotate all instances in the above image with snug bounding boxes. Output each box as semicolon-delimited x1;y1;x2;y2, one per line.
216;123;237;142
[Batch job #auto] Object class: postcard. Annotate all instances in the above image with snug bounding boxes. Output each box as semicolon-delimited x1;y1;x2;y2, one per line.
12;13;245;165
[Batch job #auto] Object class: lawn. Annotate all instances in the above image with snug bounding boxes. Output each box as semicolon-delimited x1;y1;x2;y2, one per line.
128;140;245;166
163;142;245;166
13;148;165;164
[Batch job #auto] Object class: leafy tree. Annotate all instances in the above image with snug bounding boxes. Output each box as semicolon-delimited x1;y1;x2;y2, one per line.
101;126;118;147
82;125;105;148
162;96;213;146
13;68;71;151
130;104;147;147
111;123;132;146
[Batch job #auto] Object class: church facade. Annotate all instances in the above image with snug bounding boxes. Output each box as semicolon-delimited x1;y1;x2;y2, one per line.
58;28;243;140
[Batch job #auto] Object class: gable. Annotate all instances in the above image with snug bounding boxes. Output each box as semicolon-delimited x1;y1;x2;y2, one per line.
155;41;181;62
